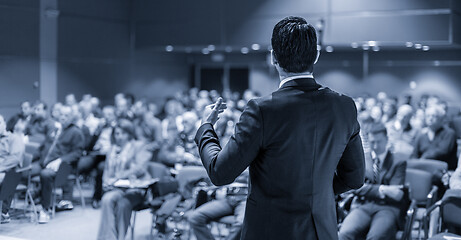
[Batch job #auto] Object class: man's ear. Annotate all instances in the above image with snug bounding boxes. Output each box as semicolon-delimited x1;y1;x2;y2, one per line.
270;50;278;66
314;50;320;65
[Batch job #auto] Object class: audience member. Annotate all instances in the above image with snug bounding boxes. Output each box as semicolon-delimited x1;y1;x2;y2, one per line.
78;105;117;208
26;101;55;144
38;105;85;224
412;105;458;170
97;119;152;240
188;171;248;240
386;104;418;157
6;101;32;133
0;114;25;224
339;123;407;240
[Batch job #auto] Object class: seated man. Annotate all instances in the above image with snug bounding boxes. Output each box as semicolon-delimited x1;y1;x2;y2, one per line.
339;123;407;240
38;105;85;223
386;104;418;157
77;105;117;208
158;111;201;167
0;114;25;224
97;119;153;240
26;100;56;144
412;105;458;170
6;101;32;133
187;171;248;240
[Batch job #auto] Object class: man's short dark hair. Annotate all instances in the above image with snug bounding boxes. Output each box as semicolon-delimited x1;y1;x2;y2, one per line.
34;100;48;110
271;16;318;73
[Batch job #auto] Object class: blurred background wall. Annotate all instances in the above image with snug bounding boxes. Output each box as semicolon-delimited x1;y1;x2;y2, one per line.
1;0;461;118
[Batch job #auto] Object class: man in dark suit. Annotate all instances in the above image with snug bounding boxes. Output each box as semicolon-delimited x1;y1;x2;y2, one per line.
339;123;407;240
195;16;365;240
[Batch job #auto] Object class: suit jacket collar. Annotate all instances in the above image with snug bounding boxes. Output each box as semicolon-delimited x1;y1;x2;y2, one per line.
278;78;321;91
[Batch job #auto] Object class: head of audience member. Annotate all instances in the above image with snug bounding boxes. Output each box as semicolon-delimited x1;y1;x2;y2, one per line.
395;104;413;127
132;100;147;118
114;93;125;106
194;98;211;115
164;98;184;118
364;97;377;111
20;101;32;117
82;94;92;102
33;101;48;120
382;98;397;118
189;88;199;101
147;102;159;116
115;97;129;116
79;100;93;119
426;96;440;108
370;106;382;123
112;119;136;147
102;106;116;126
59;105;76;129
65;94;77;106
90;97;100;112
271;16;318;76
181;111;199;135
198;90;209;100
0;115;6;136
124;93;135;108
425;105;446;132
51;102;63;121
138;111;159;142
411;108;426;130
209;90;220;102
368;123;388;155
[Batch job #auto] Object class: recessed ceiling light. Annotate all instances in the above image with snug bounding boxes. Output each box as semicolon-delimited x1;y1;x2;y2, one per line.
165;45;174;52
405;42;413;48
208;45;215;51
251;44;260;51
414;44;422;49
241;47;249;54
351;42;358;48
202;48;210;55
325;46;334;52
422;46;430;51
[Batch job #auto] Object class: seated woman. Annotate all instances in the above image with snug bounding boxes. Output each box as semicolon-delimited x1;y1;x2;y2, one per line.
97;119;152;240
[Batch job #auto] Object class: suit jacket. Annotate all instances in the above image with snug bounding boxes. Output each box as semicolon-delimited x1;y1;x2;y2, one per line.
195;78;365;240
412;126;458;170
352;152;407;225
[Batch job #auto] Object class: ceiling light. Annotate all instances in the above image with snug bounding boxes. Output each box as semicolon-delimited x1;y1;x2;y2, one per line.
251;44;260;51
414;44;422;49
325;46;334;52
405;42;413;48
202;48;210;55
422;46;430;51
165;45;174;52
241;47;249;54
207;45;215;51
351;42;359;48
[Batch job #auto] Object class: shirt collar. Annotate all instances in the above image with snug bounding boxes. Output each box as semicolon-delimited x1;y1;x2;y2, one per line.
279;74;314;88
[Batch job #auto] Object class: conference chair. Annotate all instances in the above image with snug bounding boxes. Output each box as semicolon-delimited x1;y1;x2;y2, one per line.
405;168;439;239
424;189;461;239
0;169;22;221
14;153;38;222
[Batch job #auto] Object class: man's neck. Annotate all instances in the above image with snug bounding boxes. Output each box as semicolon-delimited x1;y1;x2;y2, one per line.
278;71;314;81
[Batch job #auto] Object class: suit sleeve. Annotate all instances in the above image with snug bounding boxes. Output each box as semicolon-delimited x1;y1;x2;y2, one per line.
195;99;262;186
333;102;366;195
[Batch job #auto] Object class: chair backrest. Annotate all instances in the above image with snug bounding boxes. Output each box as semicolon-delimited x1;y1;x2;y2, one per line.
25;142;40;155
22;153;33;169
405;168;433;204
55;161;72;188
154;179;179;197
147;162;170;179
451;116;461;139
0;169;22;201
440;189;461;228
407;159;448;181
